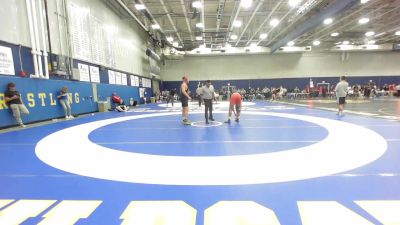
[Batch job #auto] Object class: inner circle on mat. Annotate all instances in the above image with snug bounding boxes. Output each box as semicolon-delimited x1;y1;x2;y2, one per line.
88;112;327;156
191;121;223;127
35;111;387;185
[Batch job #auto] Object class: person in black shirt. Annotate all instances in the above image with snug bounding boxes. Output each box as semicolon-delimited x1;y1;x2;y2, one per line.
4;82;30;127
167;89;176;107
181;76;192;125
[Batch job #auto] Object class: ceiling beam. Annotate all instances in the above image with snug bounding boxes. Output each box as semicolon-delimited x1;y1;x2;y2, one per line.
245;0;284;46
115;0;148;31
216;0;227;32
258;2;302;46
318;3;400;43
234;0;265;47
225;0;241;44
180;0;194;41
270;0;360;53
201;0;205;42
260;0;329;46
296;0;380;45
159;0;183;43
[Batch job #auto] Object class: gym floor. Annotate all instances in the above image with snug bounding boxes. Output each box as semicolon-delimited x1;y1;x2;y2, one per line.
0;98;399;225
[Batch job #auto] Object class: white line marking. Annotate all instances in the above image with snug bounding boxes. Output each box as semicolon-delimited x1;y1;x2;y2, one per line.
96;140;321;145
36;111;387;185
94;125;322;130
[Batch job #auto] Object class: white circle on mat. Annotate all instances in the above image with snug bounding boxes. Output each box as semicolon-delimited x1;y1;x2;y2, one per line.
191;121;223;127
35;111;387;185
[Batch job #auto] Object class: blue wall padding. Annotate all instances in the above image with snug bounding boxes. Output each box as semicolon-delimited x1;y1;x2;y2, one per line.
0;75;140;127
96;83;140;103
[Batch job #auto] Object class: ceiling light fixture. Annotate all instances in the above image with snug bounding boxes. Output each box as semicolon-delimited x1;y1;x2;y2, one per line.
331;32;340;37
233;20;242;27
167;37;174;42
358;18;370;24
395;31;400;36
287;41;295;46
367;40;376;44
135;4;146;10
195;36;203;41
323;18;333;25
289;0;302;7
192;1;202;8
230;35;238;40
270;19;280;27
360;0;370;4
342;41;350;45
313;40;321;46
151;24;160;30
196;23;204;28
259;33;268;40
365;31;375;37
241;0;253;8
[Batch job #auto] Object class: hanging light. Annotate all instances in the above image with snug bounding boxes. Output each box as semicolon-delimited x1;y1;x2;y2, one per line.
233;20;242;27
270;19;280;27
241;0;253;8
259;33;268;40
135;4;146;10
323;18;333;25
192;1;202;8
358;18;369;24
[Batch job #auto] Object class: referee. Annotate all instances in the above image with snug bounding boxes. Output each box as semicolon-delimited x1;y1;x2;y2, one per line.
201;80;215;124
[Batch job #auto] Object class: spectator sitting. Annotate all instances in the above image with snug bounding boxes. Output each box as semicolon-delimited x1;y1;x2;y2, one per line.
396;84;400;97
129;98;138;107
112;93;129;112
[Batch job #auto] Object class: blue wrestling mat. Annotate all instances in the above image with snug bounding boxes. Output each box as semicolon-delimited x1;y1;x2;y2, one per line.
0;101;399;225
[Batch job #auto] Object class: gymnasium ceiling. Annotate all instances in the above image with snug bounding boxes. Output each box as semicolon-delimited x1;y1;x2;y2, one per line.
107;0;400;52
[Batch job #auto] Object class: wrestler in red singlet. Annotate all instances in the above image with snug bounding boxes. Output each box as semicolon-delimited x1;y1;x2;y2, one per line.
225;92;242;123
230;92;242;106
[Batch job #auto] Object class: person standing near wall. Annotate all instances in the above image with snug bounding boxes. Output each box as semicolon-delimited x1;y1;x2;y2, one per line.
167;89;176;107
181;76;192;125
57;86;74;119
4;83;30;127
201;80;215;124
335;76;349;116
196;83;203;107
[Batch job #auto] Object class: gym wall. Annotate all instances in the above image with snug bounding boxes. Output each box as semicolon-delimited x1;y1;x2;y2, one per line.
160;51;400;82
